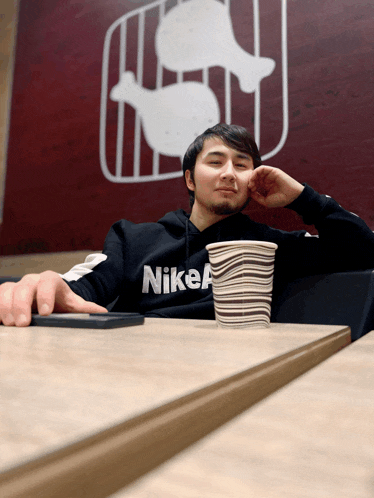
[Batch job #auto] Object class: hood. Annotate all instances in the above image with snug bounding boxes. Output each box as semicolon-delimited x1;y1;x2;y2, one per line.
157;208;249;240
156;208;251;274
157;209;197;236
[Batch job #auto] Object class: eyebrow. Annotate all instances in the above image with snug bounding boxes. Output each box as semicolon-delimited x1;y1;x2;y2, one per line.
205;151;252;161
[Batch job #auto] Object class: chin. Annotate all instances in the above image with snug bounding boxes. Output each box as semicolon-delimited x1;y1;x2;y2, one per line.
211;203;239;216
211;198;250;216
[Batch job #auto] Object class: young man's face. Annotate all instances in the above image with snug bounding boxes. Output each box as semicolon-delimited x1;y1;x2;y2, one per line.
185;137;254;217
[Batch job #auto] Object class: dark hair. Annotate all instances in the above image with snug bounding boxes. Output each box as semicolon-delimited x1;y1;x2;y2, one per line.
182;123;262;207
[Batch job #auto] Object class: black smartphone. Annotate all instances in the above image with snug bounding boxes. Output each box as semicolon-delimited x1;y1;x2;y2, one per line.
30;312;144;329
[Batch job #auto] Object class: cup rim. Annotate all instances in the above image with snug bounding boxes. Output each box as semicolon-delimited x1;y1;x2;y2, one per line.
206;241;278;251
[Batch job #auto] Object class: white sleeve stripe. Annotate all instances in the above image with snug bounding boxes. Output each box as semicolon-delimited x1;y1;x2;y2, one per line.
60;253;108;282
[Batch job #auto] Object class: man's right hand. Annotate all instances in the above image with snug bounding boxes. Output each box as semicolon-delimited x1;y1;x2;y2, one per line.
0;271;107;327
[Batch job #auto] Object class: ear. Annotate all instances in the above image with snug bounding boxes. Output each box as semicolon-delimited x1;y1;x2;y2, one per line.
185;170;195;191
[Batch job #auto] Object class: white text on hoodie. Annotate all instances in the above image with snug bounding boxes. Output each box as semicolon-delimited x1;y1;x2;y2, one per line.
142;263;212;294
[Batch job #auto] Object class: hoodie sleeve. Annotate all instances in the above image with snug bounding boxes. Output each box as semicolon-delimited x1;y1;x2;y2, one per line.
283;184;374;272
65;221;130;307
60;253;107;281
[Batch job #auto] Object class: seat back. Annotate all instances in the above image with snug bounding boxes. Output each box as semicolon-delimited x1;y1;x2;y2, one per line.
271;270;374;341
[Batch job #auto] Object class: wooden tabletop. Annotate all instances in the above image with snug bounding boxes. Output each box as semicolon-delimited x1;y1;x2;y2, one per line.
115;330;374;498
0;318;350;497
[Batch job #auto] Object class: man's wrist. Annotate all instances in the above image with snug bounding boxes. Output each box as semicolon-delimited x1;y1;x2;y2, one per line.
286;183;304;205
286;184;328;224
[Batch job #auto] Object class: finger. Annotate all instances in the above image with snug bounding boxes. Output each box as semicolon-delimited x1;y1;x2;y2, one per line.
248;166;274;188
248;170;263;191
37;272;108;315
249;190;268;206
36;271;68;315
252;165;274;177
11;274;41;326
0;282;17;326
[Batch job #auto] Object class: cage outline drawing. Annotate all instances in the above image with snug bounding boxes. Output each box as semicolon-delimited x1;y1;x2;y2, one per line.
100;0;288;183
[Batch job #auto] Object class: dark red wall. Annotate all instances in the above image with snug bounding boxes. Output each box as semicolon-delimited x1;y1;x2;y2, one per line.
2;0;374;255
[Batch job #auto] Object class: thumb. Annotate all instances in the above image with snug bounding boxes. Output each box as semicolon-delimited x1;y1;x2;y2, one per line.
59;293;108;314
37;273;108;315
54;286;108;314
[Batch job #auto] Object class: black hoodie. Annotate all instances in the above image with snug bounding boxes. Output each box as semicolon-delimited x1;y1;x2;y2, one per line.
66;185;374;319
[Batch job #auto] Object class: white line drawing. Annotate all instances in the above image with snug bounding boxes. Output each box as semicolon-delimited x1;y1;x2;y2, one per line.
260;0;288;160
156;0;275;94
110;71;220;158
100;0;288;183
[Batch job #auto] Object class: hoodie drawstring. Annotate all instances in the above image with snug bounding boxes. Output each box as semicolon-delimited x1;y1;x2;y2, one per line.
185;219;190;278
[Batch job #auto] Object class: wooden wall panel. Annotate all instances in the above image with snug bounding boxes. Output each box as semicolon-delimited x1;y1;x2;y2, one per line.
0;0;19;223
1;0;373;255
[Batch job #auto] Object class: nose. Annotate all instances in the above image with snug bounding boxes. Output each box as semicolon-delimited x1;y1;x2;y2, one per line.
220;161;236;182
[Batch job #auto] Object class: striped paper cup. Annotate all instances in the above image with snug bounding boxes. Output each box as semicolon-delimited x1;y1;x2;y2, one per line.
206;241;278;329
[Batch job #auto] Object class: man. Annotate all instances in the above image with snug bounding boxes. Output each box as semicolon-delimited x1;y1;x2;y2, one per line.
1;123;374;326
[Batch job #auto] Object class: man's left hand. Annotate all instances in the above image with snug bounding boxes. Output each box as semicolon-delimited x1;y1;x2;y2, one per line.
248;166;304;208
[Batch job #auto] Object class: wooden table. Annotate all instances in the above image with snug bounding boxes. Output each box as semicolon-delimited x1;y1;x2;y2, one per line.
0;318;350;497
115;330;374;498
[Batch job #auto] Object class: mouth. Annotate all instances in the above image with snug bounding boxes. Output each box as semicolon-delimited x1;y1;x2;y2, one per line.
216;187;237;194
